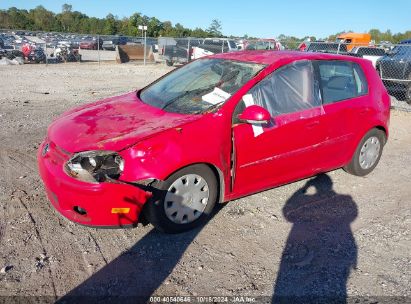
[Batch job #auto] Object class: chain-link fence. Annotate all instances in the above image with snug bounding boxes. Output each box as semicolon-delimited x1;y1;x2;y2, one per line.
0;29;161;64
1;29;410;104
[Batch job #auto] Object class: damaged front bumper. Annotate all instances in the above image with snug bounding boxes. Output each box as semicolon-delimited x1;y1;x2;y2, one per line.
37;140;152;228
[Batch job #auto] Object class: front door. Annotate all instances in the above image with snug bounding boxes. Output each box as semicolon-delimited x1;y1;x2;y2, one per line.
232;60;326;197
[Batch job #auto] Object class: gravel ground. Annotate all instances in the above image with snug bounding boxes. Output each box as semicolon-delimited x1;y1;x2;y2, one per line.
390;96;411;112
0;63;410;303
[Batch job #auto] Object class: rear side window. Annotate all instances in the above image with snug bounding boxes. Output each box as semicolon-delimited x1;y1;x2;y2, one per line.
318;61;368;104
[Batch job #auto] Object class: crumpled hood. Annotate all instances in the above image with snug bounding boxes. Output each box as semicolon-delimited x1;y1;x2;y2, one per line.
48;91;200;152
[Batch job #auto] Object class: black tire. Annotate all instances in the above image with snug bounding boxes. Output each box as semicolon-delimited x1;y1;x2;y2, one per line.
344;128;386;176
144;164;218;233
166;60;174;67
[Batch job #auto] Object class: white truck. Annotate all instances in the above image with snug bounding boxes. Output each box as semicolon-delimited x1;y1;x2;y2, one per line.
192;38;238;60
350;46;386;68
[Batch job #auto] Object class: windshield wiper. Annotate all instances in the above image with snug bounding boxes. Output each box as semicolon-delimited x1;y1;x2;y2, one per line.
161;91;191;111
193;101;225;114
161;84;217;111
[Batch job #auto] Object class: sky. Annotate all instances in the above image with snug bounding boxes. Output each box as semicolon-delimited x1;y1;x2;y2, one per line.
1;0;410;38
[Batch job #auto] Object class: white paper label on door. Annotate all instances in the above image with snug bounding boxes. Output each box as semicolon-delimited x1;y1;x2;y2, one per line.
242;94;264;137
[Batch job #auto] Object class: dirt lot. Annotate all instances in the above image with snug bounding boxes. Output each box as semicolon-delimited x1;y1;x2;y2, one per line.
0;63;410;303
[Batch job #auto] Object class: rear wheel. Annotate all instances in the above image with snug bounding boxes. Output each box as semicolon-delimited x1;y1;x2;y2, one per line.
344;128;386;176
144;164;218;233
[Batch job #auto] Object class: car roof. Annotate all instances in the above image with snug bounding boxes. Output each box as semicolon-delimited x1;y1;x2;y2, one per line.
210;50;365;66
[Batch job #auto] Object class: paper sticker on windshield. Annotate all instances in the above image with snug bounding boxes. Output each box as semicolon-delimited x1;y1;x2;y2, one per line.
242;94;264;137
202;88;231;105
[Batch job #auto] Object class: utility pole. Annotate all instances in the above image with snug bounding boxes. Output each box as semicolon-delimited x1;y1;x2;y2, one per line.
138;25;148;65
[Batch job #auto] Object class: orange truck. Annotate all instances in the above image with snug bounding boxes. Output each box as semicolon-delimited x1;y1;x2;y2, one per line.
336;33;371;51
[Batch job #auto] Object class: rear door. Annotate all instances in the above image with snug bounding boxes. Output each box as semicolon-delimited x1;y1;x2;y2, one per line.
316;60;370;170
232;60;326;197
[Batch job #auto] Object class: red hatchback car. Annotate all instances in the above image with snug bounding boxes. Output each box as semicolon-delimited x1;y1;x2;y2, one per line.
38;51;390;233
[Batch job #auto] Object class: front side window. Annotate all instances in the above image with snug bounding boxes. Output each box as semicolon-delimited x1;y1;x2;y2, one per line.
237;60;321;118
140;59;266;114
318;61;368;104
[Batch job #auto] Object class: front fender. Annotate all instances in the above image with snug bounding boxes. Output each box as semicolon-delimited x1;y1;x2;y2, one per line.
119;113;232;201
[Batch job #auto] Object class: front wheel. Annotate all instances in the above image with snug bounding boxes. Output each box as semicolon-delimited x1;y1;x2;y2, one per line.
166;60;174;67
344;128;386;176
144;164;218;233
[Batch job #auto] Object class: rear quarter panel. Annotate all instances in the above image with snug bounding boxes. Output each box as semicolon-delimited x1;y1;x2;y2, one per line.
347;59;390;160
361;59;390;135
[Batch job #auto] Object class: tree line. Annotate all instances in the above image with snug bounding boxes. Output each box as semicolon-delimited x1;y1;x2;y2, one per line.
0;4;223;38
0;4;410;43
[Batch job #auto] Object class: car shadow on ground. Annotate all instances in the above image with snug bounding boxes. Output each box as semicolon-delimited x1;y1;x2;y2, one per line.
57;205;224;304
272;174;358;304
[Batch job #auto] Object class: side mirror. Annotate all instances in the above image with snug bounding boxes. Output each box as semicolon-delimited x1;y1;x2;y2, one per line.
238;105;271;124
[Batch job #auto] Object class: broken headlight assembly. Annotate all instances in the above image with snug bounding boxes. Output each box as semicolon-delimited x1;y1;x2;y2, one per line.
65;151;124;183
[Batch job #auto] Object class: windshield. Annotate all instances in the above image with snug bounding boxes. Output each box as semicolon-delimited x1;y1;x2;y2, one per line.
389;45;411;56
140;59;266;114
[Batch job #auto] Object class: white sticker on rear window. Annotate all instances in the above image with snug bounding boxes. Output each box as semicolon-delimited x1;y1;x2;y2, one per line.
202;87;231;105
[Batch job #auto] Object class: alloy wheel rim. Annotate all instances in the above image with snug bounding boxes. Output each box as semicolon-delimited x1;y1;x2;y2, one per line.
164;174;209;224
359;136;381;170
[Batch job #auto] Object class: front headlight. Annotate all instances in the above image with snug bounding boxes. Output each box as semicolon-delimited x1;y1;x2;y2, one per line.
65;150;124;183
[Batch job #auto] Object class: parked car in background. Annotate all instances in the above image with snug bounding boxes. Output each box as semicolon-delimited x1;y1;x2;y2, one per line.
58;39;73;49
246;39;283;51
4;49;24;60
51;46;81;63
38;51;390;233
0;48;7;59
102;36;128;51
0;34;15;47
80;38;103;50
191;38;238;59
350;46;386;68
376;39;411;103
27;48;47;63
70;37;83;49
160;37;202;66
